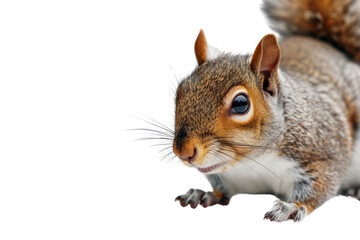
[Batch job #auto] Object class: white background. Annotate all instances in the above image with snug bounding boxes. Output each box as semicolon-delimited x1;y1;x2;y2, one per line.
1;0;360;239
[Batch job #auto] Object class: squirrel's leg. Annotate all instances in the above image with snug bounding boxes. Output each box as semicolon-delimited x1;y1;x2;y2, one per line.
341;187;360;200
175;174;230;208
265;162;344;222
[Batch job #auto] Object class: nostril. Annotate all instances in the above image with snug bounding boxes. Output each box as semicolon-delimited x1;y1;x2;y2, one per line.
179;148;197;163
190;148;197;163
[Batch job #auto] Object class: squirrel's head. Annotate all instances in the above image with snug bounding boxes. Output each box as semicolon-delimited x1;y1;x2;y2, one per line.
173;30;281;174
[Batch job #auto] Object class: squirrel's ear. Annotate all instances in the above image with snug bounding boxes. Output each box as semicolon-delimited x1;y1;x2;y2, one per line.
250;34;280;96
194;29;222;65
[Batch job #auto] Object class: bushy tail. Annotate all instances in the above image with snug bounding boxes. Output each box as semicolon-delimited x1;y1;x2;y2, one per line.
262;0;360;63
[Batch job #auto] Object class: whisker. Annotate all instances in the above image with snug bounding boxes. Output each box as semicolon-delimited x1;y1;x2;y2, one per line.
150;143;173;147
208;150;229;164
210;145;280;184
134;115;174;134
169;81;177;99
166;155;177;163
215;138;281;152
217;146;281;181
210;147;234;161
261;129;291;159
144;115;174;132
159;146;173;153
168;92;176;102
133;132;174;139
210;137;282;180
130;113;177;164
128;128;174;137
160;150;176;162
134;137;174;141
169;64;180;84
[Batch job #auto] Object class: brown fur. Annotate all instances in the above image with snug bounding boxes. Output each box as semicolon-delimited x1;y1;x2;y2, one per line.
173;51;277;165
263;0;360;62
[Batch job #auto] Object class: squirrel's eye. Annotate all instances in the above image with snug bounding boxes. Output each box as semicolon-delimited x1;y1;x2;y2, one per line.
230;94;249;114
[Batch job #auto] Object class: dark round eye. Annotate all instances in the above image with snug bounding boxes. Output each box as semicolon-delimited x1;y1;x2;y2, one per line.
230;94;249;114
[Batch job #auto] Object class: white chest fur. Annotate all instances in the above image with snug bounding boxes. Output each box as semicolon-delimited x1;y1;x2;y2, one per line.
218;152;301;199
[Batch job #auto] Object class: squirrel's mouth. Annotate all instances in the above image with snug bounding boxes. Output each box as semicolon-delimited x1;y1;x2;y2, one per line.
197;163;225;174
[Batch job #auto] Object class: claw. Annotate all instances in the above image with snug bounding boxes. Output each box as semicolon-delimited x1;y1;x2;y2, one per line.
219;196;230;206
175;189;229;208
175;195;188;207
264;200;307;222
189;200;198;209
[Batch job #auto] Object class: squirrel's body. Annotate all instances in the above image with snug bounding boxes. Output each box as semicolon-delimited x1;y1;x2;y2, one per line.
214;36;360;202
171;0;360;221
279;36;360;192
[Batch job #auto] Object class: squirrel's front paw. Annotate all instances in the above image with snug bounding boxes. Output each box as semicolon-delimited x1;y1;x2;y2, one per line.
264;200;307;222
175;189;229;208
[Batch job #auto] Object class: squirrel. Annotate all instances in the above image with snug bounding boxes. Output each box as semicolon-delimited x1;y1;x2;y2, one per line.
171;0;360;222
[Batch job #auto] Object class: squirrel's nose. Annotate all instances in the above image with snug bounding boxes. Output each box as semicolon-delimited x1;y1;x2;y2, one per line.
178;147;197;163
173;140;198;163
173;126;198;163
